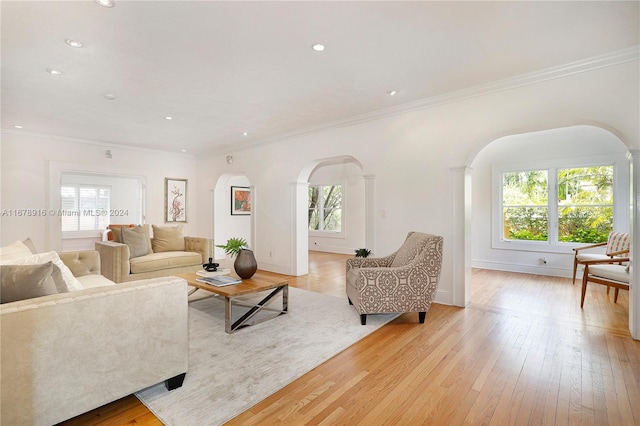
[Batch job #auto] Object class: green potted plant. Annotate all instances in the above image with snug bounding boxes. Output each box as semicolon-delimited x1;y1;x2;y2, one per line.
216;237;249;257
216;237;257;279
355;248;372;258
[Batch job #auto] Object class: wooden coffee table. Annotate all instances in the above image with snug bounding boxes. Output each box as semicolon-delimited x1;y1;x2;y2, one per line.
176;272;288;333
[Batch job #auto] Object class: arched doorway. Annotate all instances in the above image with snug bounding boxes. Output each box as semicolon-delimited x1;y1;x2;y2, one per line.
455;124;637;338
292;155;374;276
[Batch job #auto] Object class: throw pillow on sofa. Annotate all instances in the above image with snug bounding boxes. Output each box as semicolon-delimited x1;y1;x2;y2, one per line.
121;225;152;258
1;251;83;292
1;262;59;303
152;225;185;252
0;240;34;261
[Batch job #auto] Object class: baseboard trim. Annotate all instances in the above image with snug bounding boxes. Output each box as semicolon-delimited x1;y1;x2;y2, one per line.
472;260;573;279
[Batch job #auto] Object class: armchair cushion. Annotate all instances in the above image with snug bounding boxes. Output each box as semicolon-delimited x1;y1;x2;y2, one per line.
152;224;186;252
390;231;428;267
1;262;58;303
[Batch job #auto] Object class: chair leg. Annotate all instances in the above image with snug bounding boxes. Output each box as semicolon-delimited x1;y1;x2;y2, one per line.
580;271;589;308
418;312;426;323
572;257;578;285
360;314;367;325
348;297;353;305
614;288;620;303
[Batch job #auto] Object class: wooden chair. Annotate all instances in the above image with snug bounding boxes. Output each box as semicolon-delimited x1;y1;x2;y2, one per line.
572;231;629;285
580;257;630;308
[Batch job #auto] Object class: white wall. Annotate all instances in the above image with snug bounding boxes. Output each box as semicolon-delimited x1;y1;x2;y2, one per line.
308;162;366;254
471;126;629;277
195;61;639;305
0;133;198;252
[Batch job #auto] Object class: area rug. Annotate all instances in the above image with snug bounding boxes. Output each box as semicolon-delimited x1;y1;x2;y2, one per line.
136;287;397;425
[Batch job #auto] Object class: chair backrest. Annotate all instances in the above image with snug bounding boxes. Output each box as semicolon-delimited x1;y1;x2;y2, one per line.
605;232;630;255
390;232;430;267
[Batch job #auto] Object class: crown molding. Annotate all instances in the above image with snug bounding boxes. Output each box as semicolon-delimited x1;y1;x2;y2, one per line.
224;45;639;155
0;129;196;157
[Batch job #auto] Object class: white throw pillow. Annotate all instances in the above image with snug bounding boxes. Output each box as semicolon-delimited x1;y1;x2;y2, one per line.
0;240;34;261
1;251;83;292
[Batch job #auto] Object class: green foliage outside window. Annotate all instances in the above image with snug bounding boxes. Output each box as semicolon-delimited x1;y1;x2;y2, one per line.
309;185;342;232
502;166;613;243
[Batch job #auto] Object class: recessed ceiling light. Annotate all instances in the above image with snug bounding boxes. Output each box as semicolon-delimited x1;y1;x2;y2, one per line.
94;0;114;7
13;125;23;129
180;149;187;153
165;116;173;120
104;93;116;100
65;39;83;48
312;43;325;52
387;90;398;96
46;68;63;75
242;132;248;136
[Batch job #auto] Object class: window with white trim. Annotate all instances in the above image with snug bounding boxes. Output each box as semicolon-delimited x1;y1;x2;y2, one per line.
61;185;111;232
493;155;626;252
308;184;343;233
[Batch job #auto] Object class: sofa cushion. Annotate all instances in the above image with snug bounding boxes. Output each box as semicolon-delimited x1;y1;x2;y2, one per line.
130;251;201;274
152;225;185;252
122;225;152;258
76;274;116;289
0;240;34;261
1;251;83;292
1;262;58;303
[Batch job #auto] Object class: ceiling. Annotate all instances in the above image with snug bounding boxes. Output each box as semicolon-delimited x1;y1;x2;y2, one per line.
2;1;638;156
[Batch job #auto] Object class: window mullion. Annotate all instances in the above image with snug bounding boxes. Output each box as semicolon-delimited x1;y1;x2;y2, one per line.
548;167;559;244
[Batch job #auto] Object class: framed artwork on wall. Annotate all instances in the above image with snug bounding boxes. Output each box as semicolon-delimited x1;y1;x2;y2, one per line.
165;178;187;222
231;186;251;215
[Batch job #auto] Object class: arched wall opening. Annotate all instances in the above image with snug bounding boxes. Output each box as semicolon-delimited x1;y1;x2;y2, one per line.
213;173;254;261
292;155;375;276
455;124;637;338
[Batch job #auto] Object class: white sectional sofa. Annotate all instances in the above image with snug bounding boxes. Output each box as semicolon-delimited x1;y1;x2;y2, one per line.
0;244;189;425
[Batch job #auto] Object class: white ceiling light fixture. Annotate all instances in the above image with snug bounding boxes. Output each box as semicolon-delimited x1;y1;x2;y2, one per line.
65;39;83;48
387;90;398;96
242;131;248;136
103;93;116;100
180;149;187;153
13;125;23;129
94;0;114;7
312;43;325;52
165;116;173;120
46;68;63;75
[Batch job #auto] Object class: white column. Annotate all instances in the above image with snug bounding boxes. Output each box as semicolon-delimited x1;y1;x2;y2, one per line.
629;149;640;340
450;166;473;307
291;181;309;276
364;174;376;254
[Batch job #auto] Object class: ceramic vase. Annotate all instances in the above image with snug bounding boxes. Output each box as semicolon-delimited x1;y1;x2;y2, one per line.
234;249;257;279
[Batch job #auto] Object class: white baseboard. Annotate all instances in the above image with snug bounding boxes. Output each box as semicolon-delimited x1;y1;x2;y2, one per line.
472;260;574;279
309;246;355;255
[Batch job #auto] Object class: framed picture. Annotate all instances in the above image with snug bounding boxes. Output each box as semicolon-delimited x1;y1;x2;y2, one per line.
231;186;251;215
165;178;187;222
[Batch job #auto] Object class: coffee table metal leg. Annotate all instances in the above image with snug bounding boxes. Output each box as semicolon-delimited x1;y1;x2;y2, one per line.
225;296;232;334
226;284;288;333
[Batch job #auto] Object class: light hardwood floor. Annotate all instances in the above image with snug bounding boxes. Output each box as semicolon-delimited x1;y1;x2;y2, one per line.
61;252;639;425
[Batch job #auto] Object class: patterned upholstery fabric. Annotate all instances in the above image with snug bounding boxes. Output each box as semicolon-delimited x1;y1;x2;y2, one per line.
605;232;630;255
346;232;443;323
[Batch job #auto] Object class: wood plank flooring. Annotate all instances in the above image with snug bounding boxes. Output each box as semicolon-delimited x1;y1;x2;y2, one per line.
60;252;639;426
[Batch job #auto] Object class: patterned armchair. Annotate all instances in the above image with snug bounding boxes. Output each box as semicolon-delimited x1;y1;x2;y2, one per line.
346;232;443;325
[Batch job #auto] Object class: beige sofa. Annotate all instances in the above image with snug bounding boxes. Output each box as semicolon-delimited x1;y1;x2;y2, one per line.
1;249;189;425
96;229;211;283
